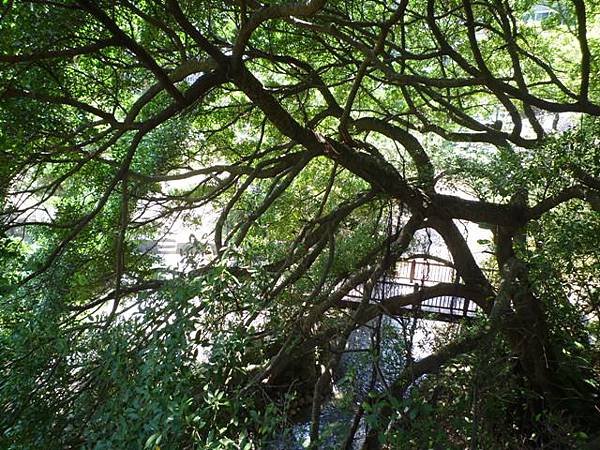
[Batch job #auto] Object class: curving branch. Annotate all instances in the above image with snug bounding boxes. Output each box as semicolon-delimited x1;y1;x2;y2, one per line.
0;37;118;63
77;0;185;103
232;0;327;63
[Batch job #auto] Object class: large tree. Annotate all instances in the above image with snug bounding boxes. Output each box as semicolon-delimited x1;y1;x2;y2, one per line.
1;0;599;448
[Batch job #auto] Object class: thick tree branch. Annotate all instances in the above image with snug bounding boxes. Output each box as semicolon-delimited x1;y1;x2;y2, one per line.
0;38;118;63
78;0;185;103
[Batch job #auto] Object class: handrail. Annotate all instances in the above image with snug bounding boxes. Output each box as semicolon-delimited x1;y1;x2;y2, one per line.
345;275;481;321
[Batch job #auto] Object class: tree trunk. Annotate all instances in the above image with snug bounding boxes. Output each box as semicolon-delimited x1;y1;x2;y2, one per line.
496;227;600;437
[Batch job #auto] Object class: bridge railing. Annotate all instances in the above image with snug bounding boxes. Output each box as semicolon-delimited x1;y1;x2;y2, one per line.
346;280;479;319
345;260;484;320
395;260;457;284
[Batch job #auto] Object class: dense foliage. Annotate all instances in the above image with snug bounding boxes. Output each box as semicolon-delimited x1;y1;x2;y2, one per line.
1;0;599;448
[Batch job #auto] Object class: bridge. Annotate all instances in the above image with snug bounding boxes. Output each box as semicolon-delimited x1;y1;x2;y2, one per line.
345;260;481;322
6;213;483;323
137;237;483;322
